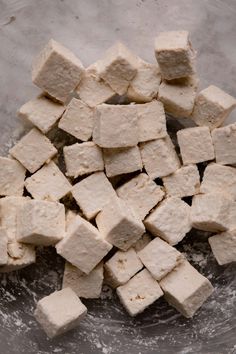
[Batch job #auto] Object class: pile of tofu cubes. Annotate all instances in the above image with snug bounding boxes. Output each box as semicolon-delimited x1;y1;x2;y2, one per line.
1;30;236;338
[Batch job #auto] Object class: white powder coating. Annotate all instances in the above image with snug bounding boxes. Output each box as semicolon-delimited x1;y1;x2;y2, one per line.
191;85;236;129
9;128;57;173
212;123;236;165
56;215;112;274
32;39;84;103
116;269;163;316
0;157;26;196
132;233;152;252
177;126;215;165
160;260;214;318
0;244;36;273
144;197;191;245
18;95;65;134
58;98;95;141
104;248;143;288
140;135;180;179
0;228;8;266
72;172;117;220
63;142;104;178
208;230;236;265
34;287;87;338
116;173;165;220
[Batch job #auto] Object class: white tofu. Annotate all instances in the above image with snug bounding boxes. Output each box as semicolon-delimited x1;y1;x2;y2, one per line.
18;95;65;134
163;164;200;198
96;197;145;251
65;210;77;229
17;200;65;246
155;31;195;80
144;197;191;245
56;215;112;274
72;172;116;220
0;244;35;273
140;135;180;179
132;233;152;252
34;287;87;338
191;85;236;129
160;260;214;318
208;230;236;265
10;128;57;173
212;123;236;165
177;126;215;165
104;248;143;288
58;98;95;141
116;173;165;220
116;269;163;316
63;262;104;299
0;157;26;196
103;146;142;178
137;100;167;142
93;104;138;148
0;228;8;266
64;142;104;178
138;237;183;280
32;39;84;103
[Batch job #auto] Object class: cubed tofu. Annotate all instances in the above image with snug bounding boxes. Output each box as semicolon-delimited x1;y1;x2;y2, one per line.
25;161;71;201
137;100;167;142
132;233;152;252
162;164;200;198
0;157;26;196
177;126;215;165
56;215;112;274
212;123;236;165
72;172;117;220
191;85;236;129
18;95;65;133
155;31;195;80
0;244;35;273
208;230;236;265
116;173;165;220
93;104;138;148
96;197;145;251
34;288;87;338
144;197;191;245
138;237;183;280
140;135;180;179
116;269;163;316
104;248;143;288
58;98;95;141
17;200;65;246
10;128;57;173
64;142;104;178
0;228;8;266
63;262;104;299
32;39;84;103
103;146;142;178
159;260;214;318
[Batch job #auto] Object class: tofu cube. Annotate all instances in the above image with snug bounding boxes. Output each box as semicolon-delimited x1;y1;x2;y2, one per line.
140;135;180;179
72;172;117;220
137;100;167;142
116;173;165;220
0;244;35;273
160;260;214;318
18;95;65;134
93;104;138;148
155;31;195;80
17;200;65;246
96;197;145;251
132;233;152;252
56;215;112;274
34;288;87;338
0;157;26;196
212;123;236;165
32;39;84;103
58;98;95;141
0;228;8;266
104;248;143;288
191;85;236;129
64;142;104;178
116;269;163;316
144;197;191;245
208;230;236;265
162;164;200;198
63;262;104;299
103;146;142;178
177;126;215;165
10;128;57;173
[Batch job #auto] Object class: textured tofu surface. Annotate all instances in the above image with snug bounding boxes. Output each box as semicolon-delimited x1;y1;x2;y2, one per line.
0;244;36;273
0;228;8;266
0;157;26;197
132;233;152;252
212;123;236;165
208;230;236;265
